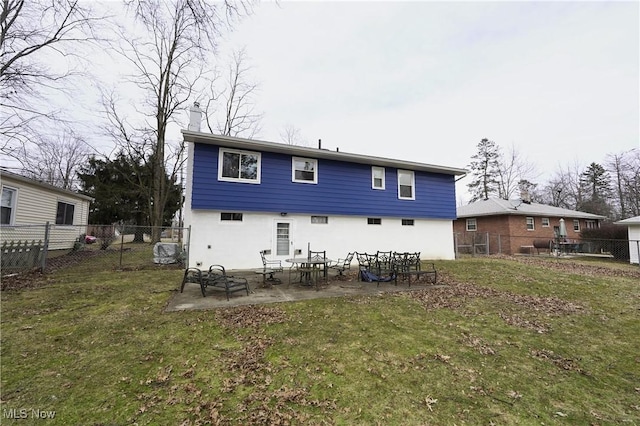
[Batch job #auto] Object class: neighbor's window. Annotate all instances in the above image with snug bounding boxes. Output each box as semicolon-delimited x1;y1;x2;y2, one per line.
367;218;382;225
397;170;415;200
219;149;260;183
292;157;317;183
541;218;550;227
585;220;597;229
466;218;477;231
401;219;414;226
311;215;328;224
56;202;75;225
221;212;243;221
372;166;385;190
526;217;535;231
1;187;16;225
573;219;580;232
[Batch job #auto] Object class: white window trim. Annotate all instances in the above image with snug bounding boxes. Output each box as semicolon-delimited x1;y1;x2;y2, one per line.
220;212;243;222
397;170;415;200
573;219;580;232
371;166;385;190
218;148;261;184
541;218;550;227
466;218;477;231
1;186;17;225
526;217;535;231
292;157;318;184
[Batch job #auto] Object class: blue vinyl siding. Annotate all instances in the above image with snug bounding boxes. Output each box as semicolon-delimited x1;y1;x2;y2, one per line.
192;143;457;219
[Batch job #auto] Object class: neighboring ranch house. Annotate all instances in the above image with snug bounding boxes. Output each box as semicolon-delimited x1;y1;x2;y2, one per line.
615;215;640;264
453;197;605;255
1;170;93;250
182;130;467;270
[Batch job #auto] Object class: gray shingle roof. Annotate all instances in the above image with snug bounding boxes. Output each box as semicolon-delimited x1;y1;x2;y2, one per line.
615;215;640;225
456;198;606;219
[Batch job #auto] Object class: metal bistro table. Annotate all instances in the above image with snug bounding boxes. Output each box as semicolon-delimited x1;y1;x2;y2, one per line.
286;258;332;290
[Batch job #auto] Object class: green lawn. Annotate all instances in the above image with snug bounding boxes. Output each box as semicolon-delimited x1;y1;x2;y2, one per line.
1;255;639;425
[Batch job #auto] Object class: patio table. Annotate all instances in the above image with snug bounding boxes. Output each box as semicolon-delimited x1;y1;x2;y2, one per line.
286;258;333;290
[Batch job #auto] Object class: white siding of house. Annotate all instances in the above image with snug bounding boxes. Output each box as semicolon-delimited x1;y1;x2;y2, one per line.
187;210;455;270
0;174;91;249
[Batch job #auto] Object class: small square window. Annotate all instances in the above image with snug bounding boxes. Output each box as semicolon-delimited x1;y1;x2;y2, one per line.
221;212;243;221
311;216;328;224
466;218;477;231
367;218;382;225
401;219;414;226
526;217;535;231
372;166;385;190
541;218;550;227
292;157;317;184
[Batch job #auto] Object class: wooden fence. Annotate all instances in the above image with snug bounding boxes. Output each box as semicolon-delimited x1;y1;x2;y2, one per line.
1;240;44;272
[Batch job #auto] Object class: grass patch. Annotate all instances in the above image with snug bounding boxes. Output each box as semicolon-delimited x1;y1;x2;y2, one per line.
1;255;639;424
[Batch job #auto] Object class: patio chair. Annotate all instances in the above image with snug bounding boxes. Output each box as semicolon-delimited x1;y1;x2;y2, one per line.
259;250;283;285
375;251;393;276
204;264;250;300
309;250;328;280
329;252;355;276
180;265;250;300
356;252;376;281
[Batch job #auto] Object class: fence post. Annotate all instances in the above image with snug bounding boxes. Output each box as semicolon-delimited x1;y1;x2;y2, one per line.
497;234;502;254
119;231;125;268
40;222;50;272
486;232;490;255
636;240;640;268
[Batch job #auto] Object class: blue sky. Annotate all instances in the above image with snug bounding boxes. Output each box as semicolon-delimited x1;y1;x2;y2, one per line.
211;1;639;202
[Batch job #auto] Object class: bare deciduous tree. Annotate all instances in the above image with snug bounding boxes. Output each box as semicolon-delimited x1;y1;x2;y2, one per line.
0;0;101;157
496;144;537;200
104;0;250;242
279;123;307;146
204;47;262;139
15;130;90;190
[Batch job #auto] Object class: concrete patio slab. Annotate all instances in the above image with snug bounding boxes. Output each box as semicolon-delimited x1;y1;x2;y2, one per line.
165;270;439;311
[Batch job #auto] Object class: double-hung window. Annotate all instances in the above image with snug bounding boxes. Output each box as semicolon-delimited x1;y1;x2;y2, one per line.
466;218;477;231
372;166;385;189
218;149;261;183
526;217;535;231
292;157;317;184
56;202;75;225
1;187;16;225
397;170;415;200
573;220;580;232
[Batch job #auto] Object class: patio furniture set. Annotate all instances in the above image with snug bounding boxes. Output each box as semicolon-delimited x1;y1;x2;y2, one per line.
180;249;437;300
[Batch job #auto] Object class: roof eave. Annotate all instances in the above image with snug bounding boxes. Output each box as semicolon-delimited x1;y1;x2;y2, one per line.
182;130;468;176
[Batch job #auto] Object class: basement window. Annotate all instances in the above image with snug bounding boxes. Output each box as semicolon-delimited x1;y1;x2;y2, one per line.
221;212;243;221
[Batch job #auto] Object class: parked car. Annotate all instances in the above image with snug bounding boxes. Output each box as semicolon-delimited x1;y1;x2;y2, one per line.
85;235;97;244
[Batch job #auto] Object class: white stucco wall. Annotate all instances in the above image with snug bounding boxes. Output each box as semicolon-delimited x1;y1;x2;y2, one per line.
187;210;455;270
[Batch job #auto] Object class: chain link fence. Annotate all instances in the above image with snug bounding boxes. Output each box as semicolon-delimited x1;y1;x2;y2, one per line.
1;224;190;275
454;231;639;265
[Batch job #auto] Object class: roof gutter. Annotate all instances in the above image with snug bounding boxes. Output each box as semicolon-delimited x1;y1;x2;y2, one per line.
182;130;468;177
